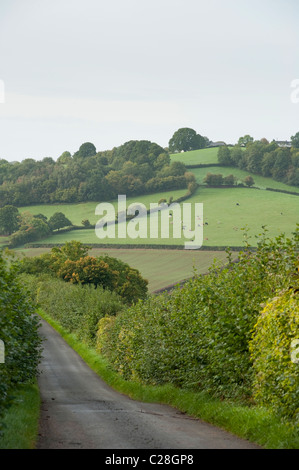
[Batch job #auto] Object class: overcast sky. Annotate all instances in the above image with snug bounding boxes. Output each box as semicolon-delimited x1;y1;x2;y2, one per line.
0;0;298;162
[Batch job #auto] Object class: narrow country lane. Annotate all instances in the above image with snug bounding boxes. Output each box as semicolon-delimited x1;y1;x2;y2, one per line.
36;319;260;450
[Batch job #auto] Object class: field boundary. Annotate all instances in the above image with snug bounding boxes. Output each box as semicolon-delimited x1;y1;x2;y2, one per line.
24;242;252;251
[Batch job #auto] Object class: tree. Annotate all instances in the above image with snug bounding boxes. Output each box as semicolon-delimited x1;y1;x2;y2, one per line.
245;141;264;174
168;128;206;153
57;151;72;164
291;132;299;149
203;173;224;186
223;174;236;186
243;175;255;187
272;148;292;180
238;135;254;147
73;142;97;159
218;146;232;166
48;212;72;231
230;146;245;167
0;205;19;235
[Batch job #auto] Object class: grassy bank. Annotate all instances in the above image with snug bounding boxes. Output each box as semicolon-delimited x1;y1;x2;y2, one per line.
36;309;299;449
0;381;40;449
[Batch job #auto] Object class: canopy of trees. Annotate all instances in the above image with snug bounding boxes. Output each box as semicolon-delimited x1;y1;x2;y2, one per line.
168;128;207;153
217;139;299;187
0;205;19;235
0;140;189;207
291;132;299;149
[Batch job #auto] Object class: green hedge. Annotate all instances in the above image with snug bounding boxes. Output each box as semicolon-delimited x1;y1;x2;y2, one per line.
250;289;299;421
0;251;41;434
20;274;125;348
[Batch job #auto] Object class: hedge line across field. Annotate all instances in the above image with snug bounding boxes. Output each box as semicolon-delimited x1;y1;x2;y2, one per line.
24;243;253;251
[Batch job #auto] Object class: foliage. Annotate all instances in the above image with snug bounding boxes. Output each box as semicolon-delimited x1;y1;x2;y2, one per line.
238;135;254;147
19;241;148;304
48;212;72;231
96;228;299;411
20;274;124;347
217;146;233;166
0;140;188;207
203;173;224;186
73;142;97;160
0;250;42;434
9;216;51;248
218;140;299;188
169;128;207;153
249;288;299;421
0;205;20;235
243;175;255;187
291;132;299;149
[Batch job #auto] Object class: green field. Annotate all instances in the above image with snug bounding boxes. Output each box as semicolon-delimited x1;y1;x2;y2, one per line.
21;185;298;248
192;165;299;192
19;189;188;226
170;147;220;165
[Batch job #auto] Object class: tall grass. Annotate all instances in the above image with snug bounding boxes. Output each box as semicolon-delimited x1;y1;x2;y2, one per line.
0;382;40;449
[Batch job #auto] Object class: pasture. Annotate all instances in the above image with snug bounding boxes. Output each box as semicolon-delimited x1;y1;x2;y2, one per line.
19;189;188;226
170;147;220;165
21;185;298;248
192;166;299;192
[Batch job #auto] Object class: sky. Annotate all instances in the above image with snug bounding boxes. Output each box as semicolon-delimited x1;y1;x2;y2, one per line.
0;0;298;162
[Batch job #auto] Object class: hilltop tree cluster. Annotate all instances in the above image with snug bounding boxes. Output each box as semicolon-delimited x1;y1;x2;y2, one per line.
0;140;190;207
217;137;299;187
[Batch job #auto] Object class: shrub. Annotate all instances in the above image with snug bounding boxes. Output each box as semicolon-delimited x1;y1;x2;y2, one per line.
249;289;299;421
19;241;149;304
0;251;42;434
20;274;124;347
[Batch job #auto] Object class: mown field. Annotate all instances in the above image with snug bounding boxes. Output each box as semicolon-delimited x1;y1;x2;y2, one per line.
19;189;188;226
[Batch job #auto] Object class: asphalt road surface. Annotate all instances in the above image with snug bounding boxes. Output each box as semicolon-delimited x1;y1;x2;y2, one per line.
37;319;260;449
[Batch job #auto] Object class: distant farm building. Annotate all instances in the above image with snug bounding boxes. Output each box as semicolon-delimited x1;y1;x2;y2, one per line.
273;140;292;148
208;141;227;148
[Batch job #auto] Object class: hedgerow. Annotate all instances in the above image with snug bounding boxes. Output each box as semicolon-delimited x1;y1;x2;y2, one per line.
20;274;125;347
249;289;299;422
96;227;299;414
0;250;42;434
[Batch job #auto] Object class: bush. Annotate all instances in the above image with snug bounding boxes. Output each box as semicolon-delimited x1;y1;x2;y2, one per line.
249;289;299;421
0;251;42;434
20;274;124;347
19;241;149;305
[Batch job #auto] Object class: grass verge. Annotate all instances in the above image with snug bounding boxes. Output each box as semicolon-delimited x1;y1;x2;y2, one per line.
0;381;40;449
38;309;299;450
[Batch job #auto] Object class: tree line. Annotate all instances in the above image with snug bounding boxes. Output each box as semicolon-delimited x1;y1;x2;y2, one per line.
217;134;299;187
0;139;192;207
